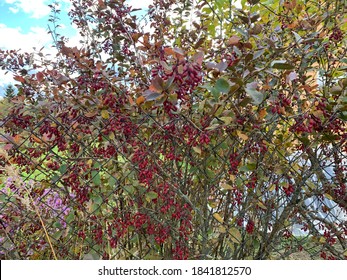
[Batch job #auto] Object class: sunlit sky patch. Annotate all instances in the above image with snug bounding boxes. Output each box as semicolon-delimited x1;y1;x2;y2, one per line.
0;0;241;96
0;0;155;95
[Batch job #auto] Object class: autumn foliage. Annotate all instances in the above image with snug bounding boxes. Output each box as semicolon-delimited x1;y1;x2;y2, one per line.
0;0;346;259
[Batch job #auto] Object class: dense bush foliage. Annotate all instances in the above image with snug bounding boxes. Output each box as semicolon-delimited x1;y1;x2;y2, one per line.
0;0;346;259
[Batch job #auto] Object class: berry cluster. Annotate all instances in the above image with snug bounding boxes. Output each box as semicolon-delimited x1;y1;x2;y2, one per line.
229;152;240;174
151;58;203;101
329;28;343;42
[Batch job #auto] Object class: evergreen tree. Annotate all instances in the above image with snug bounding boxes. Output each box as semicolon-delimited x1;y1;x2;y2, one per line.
4;84;16;100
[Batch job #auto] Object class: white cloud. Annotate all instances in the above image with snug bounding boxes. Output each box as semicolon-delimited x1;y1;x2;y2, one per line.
9;7;19;13
0;24;55;91
5;0;70;19
127;0;153;9
0;24;52;51
5;0;51;18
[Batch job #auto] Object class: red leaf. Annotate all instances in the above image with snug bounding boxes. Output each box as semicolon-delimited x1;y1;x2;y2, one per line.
192;51;204;66
143;90;161;101
173;47;185;56
14;75;25;83
149;76;164;93
3;144;13;151
164;47;175;56
36;72;44;82
227;35;240;46
216;61;228;72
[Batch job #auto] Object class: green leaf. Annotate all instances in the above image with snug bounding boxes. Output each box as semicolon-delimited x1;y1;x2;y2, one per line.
253;49;265;60
91;171;101;186
0;194;8;203
123;185;135;194
108;176;117;187
339;111;347;121
239;162;256;172
292;31;302;44
234;27;248;38
51;174;60;184
52;230;63;240
93;162;101;168
215;78;230;93
245;88;263;105
219;116;233;125
235;177;244;189
92;195;103;205
66;211;75;223
53;221;62;228
145;191;158;201
271;60;295;70
322;133;341;141
59;164;67;175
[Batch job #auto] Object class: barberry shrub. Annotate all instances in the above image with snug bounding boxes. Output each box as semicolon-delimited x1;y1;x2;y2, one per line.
0;0;346;259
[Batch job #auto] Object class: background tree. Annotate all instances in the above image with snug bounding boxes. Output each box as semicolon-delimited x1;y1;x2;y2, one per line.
4;85;16;101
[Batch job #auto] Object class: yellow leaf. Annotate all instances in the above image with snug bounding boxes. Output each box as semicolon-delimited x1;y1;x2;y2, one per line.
229;174;236;182
136;96;145;105
219;225;227;233
101;109;109;119
213;213;224;223
258;108;267;120
324;193;333;200
312;110;323;118
221;183;234;190
193;146;202;155
257;201;267;210
31;135;43;144
219;116;233;125
72;121;79;129
228;228;242;244
208;201;218;208
269;184;276;192
109;132;115;140
237;130;248;141
85;111;98;118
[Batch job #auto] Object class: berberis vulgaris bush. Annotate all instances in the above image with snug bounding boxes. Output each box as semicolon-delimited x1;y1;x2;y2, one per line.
0;0;346;259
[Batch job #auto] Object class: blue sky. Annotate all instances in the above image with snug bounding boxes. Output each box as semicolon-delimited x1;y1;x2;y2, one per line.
0;0;153;96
